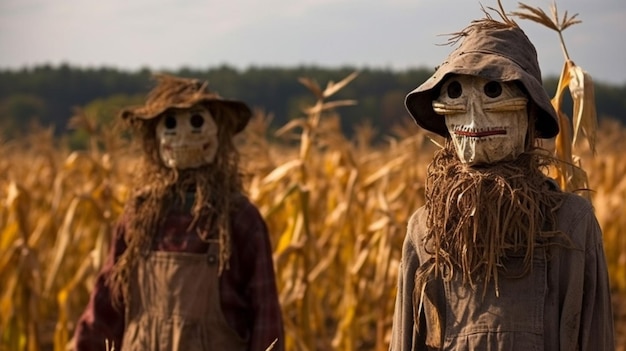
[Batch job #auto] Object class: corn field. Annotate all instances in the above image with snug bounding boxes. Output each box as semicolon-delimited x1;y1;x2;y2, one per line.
1;72;625;351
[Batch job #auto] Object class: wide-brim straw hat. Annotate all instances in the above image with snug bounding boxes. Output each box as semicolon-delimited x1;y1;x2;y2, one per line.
120;74;251;134
405;20;559;139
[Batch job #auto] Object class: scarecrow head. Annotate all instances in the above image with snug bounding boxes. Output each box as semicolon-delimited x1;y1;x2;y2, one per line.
405;18;559;165
108;75;252;299
121;74;251;169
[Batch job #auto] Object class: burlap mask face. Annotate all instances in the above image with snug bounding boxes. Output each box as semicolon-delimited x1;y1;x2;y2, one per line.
433;74;529;165
155;104;219;169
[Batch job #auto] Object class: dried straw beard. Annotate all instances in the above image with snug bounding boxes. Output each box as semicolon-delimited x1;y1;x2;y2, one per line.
108;121;242;306
417;140;564;297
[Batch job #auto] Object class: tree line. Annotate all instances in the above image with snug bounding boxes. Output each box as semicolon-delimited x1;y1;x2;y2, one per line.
1;64;625;143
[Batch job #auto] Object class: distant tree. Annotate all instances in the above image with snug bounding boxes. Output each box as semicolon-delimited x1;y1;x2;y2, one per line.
0;65;624;144
379;90;411;131
67;94;144;149
0;94;47;137
594;82;626;121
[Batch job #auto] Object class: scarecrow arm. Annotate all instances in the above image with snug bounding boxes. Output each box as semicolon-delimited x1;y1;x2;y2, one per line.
73;221;127;351
576;207;615;350
389;209;428;351
234;199;285;351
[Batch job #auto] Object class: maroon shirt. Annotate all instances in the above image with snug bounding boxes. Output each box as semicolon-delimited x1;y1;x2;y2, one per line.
74;195;284;351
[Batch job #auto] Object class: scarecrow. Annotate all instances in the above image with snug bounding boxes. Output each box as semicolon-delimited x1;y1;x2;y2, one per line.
389;11;615;351
73;74;284;351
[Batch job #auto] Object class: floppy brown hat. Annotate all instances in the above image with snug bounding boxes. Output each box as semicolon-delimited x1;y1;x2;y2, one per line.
405;20;559;139
120;74;251;134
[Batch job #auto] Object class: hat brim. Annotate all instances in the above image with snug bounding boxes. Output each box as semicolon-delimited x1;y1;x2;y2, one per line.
121;97;252;134
405;52;559;139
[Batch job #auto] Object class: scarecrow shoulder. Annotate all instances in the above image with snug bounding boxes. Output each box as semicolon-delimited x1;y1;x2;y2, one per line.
230;194;267;235
558;192;594;221
230;193;257;215
406;206;428;248
556;192;601;249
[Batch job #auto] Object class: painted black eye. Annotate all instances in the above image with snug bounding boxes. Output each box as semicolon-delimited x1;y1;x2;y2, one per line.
164;115;177;129
447;81;462;98
484;81;502;98
190;114;204;128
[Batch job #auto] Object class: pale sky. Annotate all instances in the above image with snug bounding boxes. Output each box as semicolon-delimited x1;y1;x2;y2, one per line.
1;0;625;85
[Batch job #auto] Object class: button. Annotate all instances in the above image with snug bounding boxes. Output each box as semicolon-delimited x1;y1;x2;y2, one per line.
207;255;217;264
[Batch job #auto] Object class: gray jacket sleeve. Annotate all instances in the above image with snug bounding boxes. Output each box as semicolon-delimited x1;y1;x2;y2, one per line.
581;217;615;350
389;209;427;351
554;193;615;351
573;201;615;350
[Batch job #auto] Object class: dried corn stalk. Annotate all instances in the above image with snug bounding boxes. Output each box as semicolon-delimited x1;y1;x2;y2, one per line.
513;0;626;303
513;2;598;194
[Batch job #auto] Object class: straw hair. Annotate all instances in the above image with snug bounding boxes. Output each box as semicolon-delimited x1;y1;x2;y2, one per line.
414;128;567;303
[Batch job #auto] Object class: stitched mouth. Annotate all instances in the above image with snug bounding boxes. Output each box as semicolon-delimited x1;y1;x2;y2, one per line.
454;129;507;137
163;143;210;152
